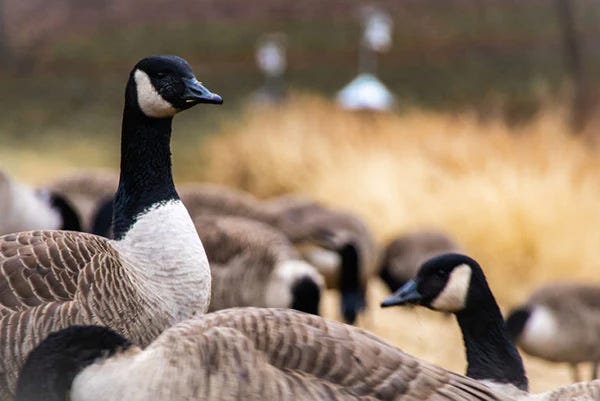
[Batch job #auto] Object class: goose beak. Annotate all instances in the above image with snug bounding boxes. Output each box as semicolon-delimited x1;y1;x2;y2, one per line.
380;280;422;307
181;78;223;105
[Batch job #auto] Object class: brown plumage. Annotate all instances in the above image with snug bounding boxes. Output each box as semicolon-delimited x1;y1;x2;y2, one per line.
17;308;513;401
194;215;324;314
181;185;376;323
379;230;460;293
506;283;600;382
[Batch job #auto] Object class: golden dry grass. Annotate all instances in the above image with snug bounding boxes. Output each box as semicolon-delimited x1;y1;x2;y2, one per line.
202;94;600;304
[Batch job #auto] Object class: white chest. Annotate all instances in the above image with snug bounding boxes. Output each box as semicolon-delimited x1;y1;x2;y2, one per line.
112;200;211;320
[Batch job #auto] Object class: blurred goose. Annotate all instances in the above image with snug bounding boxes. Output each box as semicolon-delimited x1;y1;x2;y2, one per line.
0;55;222;398
45;170;118;232
378;230;460;293
175;187;377;324
265;194;377;324
16;308;512;401
0;170;81;235
382;253;600;401
506;284;600;382
194;215;324;314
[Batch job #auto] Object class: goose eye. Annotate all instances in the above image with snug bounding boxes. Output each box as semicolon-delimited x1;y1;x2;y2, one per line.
155;72;166;78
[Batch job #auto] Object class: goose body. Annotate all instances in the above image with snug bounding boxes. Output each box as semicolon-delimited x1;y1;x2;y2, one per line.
378;230;460;293
0;171;81;235
16;308;512;401
0;55;222;398
178;186;376;324
506;284;600;381
382;253;600;401
194;215;324;314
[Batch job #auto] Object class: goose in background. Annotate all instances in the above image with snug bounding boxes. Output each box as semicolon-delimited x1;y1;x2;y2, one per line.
506;284;600;382
194;215;324;315
45;170;118;232
0;170;81;235
16;308;513;401
265;194;377;324
381;253;600;401
0;55;222;398
378;230;460;293
161;185;377;324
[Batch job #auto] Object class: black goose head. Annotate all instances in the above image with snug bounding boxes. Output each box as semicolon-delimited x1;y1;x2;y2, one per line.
505;306;533;342
15;326;132;401
381;253;485;314
34;189;82;232
127;55;222;118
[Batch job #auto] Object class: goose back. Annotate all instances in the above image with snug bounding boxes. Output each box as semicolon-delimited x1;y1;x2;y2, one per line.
18;308;513;401
194;215;324;314
378;230;460;293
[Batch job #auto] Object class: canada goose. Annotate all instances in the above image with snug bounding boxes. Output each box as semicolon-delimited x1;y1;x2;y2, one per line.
0;55;222;398
381;253;600;401
0;170;81;235
378;230;460;293
266;194;377;324
45;170;118;232
16;308;513;401
193;215;324;315
505;284;600;382
178;186;377;325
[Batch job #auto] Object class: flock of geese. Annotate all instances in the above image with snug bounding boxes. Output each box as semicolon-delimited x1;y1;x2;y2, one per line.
1;55;599;401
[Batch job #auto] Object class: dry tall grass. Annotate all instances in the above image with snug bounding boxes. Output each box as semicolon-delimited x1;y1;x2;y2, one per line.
202;94;600;305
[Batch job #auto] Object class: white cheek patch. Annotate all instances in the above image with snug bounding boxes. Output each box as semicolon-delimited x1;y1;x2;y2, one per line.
431;263;472;312
134;69;177;118
519;306;559;354
265;260;324;308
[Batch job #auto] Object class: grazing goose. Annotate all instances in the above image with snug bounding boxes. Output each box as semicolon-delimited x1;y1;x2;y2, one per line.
0;55;222;398
266;195;377;324
505;284;600;382
0;170;81;235
194;215;324;314
381;253;600;401
178;187;376;324
16;308;513;401
378;230;460;293
45;170;118;232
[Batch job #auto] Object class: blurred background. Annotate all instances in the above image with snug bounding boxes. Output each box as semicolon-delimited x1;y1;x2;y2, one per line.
1;0;600;393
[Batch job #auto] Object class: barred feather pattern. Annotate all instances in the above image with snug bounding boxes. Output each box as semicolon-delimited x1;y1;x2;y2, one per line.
194;215;321;311
0;229;203;399
72;308;512;401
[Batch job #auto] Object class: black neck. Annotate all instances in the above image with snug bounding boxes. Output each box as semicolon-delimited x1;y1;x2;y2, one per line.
456;282;528;391
112;89;179;240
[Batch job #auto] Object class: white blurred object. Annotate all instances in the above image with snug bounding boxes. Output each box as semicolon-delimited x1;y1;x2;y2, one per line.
256;33;287;77
253;33;287;105
336;73;396;111
337;7;395;111
362;8;393;53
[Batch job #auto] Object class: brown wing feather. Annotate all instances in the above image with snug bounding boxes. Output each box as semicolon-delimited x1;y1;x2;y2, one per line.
168;308;511;401
0;231;110;315
0;231;146;399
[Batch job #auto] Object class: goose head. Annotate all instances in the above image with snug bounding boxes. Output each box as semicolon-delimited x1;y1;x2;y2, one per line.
15;326;133;401
129;55;222;119
381;253;484;314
